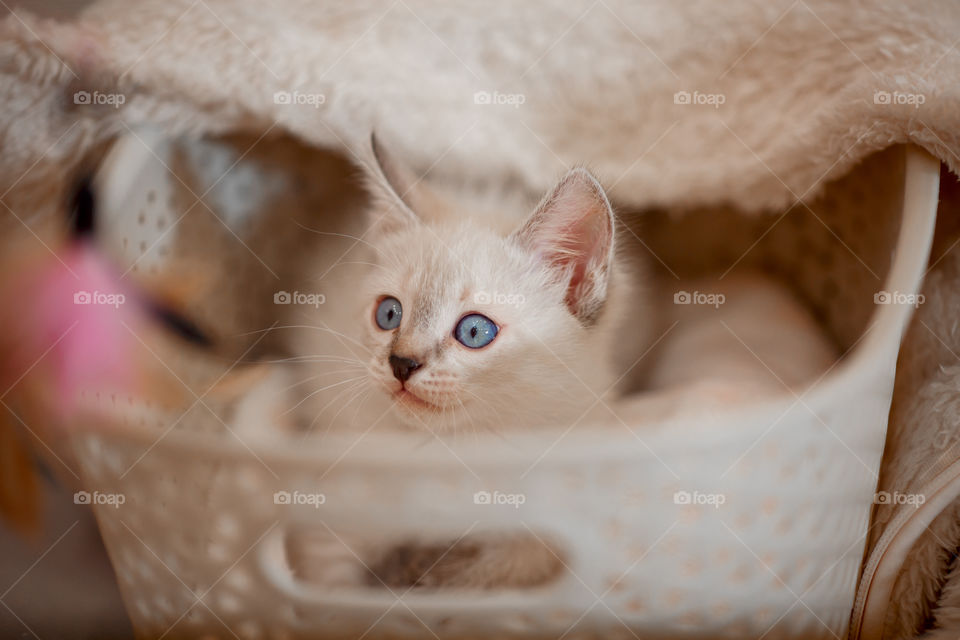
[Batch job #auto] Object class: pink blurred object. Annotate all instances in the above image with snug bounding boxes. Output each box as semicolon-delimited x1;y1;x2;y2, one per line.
12;243;145;421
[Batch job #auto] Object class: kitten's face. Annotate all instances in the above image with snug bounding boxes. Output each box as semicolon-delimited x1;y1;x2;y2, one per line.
359;224;597;432
357;139;617;432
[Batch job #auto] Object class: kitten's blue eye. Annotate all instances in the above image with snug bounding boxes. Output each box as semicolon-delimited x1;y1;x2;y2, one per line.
375;297;402;330
454;314;499;349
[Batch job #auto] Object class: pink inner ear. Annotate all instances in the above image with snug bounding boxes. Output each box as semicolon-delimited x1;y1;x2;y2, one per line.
522;170;613;318
550;216;606;311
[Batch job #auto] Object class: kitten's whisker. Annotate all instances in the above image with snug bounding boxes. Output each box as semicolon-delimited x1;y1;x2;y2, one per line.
290;223;389;256
283;376;367;416
328;379;372;430
348;387;375;430
232;326;373;355
279;368;370;395
279;374;323;393
455;395;477;438
310;260;391;274
265;355;366;365
303;378;370;439
461;388;505;430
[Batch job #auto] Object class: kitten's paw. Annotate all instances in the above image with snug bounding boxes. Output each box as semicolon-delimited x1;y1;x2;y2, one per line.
284;529;369;588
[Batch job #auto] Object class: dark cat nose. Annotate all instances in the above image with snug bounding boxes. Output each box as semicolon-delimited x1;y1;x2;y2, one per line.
389;355;422;382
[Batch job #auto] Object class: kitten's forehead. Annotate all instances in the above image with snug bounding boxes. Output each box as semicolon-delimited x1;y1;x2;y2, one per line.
406;245;471;327
375;222;523;327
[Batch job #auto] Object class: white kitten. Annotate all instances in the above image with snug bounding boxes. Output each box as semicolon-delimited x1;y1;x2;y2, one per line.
281;138;650;590
290;137;650;437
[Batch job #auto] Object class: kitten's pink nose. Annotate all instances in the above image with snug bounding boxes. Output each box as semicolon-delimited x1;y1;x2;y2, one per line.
389;355;422;382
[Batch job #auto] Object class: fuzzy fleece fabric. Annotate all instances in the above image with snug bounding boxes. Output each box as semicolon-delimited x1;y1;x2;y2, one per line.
2;2;960;638
865;178;960;640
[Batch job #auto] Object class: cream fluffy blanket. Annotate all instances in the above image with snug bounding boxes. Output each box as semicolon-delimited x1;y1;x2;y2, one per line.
3;2;960;637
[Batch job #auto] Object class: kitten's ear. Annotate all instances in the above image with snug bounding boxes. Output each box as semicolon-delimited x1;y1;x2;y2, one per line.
512;168;615;323
367;134;452;235
366;133;421;235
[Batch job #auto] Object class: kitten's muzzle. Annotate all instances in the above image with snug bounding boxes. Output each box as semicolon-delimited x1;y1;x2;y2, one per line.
389;355;422;382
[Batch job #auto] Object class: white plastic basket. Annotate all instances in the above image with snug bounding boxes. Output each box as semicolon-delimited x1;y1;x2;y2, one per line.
72;135;939;639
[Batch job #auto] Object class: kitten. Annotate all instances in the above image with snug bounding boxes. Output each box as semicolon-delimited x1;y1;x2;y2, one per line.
282;138;649;590
290;137;650;437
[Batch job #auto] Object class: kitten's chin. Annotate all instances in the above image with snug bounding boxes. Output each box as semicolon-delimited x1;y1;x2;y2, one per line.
394;389;441;411
389;389;463;432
